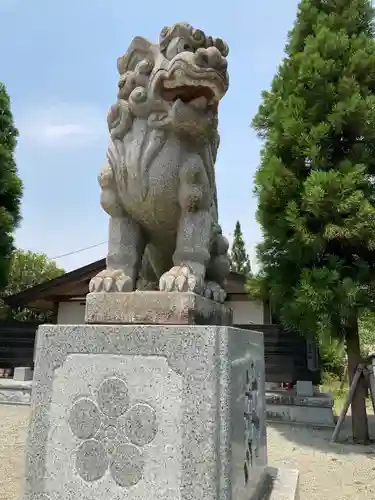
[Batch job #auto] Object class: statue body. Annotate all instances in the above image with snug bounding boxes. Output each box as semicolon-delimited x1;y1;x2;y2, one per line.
90;23;231;302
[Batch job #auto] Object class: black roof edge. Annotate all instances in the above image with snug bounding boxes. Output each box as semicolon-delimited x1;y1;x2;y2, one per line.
4;260;249;307
4;258;106;306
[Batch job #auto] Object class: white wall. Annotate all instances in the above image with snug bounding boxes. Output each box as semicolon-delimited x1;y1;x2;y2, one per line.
229;300;264;325
57;298;265;325
57;301;85;324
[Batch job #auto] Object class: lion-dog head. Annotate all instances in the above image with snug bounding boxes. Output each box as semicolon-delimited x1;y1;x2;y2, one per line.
107;22;229;144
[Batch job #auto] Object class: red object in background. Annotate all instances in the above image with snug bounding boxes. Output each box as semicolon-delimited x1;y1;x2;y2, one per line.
282;383;293;391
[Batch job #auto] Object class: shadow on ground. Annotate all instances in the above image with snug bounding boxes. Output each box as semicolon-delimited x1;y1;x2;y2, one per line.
268;415;375;456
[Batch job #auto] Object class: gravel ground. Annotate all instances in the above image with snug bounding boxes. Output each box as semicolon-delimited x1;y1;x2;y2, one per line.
268;420;375;500
0;406;29;500
1;405;375;500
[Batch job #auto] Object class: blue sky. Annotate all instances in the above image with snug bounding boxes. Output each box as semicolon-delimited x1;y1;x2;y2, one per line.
0;0;302;272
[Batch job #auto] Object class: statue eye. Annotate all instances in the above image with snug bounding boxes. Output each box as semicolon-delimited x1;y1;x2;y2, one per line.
192;29;205;45
165;38;194;59
177;39;194;53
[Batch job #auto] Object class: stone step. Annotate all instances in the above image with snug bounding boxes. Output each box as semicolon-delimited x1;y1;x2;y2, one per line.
0;378;32;405
266;390;334;408
266;390;335;427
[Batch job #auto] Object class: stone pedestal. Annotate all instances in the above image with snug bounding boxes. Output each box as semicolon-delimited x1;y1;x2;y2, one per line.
266;390;335;427
85;291;233;325
23;290;299;500
23;324;270;500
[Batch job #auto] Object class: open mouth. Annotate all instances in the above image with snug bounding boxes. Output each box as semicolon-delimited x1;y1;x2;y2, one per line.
160;82;217;110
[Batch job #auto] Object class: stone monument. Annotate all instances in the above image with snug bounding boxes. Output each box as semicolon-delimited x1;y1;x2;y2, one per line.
22;23;299;500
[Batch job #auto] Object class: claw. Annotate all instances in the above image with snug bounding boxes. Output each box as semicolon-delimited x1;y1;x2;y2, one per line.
203;281;226;303
88;269;134;294
115;279;124;292
176;275;186;292
90;277;104;292
159;276;166;292
115;277;127;292
187;276;196;292
165;275;175;291
159;265;204;294
103;277;113;292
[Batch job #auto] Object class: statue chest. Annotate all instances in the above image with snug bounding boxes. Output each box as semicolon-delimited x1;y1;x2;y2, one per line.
113;124;184;225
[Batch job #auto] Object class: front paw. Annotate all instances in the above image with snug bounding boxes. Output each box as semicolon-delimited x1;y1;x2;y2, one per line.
89;269;133;293
203;281;227;303
159;265;204;294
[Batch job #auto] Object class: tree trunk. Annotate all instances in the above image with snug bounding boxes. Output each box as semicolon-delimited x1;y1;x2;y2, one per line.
345;317;369;444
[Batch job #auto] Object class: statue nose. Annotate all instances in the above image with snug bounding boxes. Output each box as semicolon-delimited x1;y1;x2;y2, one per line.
194;47;228;72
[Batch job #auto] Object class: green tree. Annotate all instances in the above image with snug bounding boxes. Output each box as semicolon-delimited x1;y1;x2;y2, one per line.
358;310;375;357
1;249;65;322
252;0;375;443
230;221;252;276
0;83;23;289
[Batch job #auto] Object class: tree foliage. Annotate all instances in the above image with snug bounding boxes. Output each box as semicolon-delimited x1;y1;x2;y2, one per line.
1;249;65;322
252;0;375;442
358;310;375;356
0;83;23;289
230;221;251;276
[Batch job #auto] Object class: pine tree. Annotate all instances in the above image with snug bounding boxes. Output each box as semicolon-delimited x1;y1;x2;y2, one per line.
230;221;251;276
0;83;22;289
253;0;375;443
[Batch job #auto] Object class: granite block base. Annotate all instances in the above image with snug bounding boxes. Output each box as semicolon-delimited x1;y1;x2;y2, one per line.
23;324;267;500
266;390;335;427
85;291;233;325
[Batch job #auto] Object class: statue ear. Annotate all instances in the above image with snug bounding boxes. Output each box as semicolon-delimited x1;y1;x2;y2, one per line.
117;36;153;75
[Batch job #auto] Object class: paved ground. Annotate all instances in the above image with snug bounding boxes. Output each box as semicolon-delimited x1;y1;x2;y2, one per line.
2;405;375;500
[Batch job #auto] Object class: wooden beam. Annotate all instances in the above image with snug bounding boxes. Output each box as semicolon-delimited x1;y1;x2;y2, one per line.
51;302;59;324
331;364;364;443
50;295;85;303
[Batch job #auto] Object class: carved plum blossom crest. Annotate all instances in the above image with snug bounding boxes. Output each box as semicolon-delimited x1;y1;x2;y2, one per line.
68;376;158;487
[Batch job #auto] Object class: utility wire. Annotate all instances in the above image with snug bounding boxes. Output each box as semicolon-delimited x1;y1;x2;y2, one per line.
50;241;107;260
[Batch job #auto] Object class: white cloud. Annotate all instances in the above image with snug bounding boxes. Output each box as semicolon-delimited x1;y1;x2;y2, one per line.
17;103;107;148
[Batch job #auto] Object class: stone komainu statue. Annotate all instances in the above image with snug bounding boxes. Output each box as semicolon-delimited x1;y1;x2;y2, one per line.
89;22;231;303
